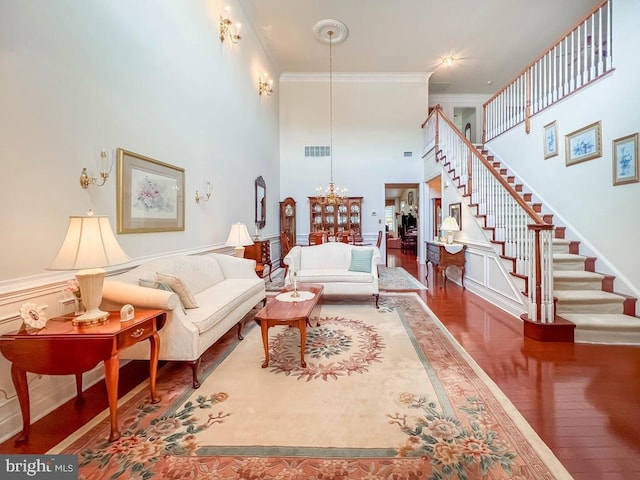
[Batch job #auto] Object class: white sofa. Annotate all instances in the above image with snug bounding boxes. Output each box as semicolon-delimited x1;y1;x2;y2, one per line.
283;242;382;307
101;253;265;388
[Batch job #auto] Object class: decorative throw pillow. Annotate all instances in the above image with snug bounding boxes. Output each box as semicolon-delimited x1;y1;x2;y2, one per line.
155;273;199;309
349;249;373;273
139;278;187;314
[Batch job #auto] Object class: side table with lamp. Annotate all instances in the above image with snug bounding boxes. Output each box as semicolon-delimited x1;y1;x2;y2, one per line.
0;211;167;444
426;215;466;288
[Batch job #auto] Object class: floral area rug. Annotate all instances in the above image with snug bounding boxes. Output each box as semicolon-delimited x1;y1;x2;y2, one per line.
51;294;572;479
265;266;426;292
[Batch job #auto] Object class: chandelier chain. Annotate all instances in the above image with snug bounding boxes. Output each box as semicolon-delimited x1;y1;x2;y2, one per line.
329;30;334;184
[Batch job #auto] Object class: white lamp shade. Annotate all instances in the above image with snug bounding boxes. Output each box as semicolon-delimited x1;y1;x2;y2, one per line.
49;213;130;324
225;223;254;247
49;214;130;270
440;216;460;232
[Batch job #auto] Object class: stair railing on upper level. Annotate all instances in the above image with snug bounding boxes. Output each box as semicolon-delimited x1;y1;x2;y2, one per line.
423;106;555;323
483;0;613;142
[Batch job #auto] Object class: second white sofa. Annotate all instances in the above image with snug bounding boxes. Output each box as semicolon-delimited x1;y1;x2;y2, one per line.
283;242;382;307
101;253;265;388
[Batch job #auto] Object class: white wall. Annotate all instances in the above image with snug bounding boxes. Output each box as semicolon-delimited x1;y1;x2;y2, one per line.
488;0;640;298
0;0;280;286
279;73;429;245
0;0;280;443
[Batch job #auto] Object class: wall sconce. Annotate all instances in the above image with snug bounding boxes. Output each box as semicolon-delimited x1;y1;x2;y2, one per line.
219;7;241;44
195;180;212;204
80;149;114;189
258;74;273;96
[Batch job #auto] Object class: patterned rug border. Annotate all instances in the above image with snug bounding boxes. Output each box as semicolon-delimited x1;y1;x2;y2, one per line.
49;293;572;479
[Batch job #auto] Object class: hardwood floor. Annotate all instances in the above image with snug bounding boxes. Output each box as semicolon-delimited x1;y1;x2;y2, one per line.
2;249;640;479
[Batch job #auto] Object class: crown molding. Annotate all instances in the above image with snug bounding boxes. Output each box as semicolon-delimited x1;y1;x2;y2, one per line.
280;72;432;83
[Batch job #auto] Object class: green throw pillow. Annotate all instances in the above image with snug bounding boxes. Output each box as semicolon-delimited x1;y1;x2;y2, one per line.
349;249;373;273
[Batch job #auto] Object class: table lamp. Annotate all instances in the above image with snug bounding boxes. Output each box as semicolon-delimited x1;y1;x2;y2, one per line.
440;216;460;244
225;222;254;257
49;211;130;326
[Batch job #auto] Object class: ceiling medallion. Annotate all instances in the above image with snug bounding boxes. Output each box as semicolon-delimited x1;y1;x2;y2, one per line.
312;19;349;44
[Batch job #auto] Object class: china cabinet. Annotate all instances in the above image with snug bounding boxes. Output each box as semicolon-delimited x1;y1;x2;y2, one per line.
308;196;362;239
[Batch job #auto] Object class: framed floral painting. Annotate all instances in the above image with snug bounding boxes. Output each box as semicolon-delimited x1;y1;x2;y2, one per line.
543;121;558;159
612;133;639;186
565;121;602;166
117;148;185;233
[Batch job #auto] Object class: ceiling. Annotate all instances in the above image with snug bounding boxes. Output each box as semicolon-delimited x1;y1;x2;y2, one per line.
239;0;601;94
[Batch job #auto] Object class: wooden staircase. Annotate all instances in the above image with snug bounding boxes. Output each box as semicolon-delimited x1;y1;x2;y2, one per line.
441;147;640;345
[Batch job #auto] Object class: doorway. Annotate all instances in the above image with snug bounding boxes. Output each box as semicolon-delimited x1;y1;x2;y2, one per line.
453;107;477;144
384;183;419;262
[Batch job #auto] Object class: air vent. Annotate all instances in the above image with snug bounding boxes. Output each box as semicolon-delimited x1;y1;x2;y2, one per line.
403;151;413;157
304;146;331;157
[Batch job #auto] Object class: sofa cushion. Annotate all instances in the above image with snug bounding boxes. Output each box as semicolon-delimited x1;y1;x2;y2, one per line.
349;249;373;273
296;269;373;284
188;279;264;334
139;278;187;314
300;243;352;270
157;273;199;308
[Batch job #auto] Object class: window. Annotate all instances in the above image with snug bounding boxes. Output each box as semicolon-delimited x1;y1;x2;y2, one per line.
385;205;395;232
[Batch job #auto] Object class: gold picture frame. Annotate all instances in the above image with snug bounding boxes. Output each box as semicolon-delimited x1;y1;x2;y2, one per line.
612;133;639;186
565;121;602;166
543;120;558;159
117;148;185;233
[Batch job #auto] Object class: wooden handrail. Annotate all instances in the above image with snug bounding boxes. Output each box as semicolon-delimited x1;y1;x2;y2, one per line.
434;105;547;225
483;0;609;110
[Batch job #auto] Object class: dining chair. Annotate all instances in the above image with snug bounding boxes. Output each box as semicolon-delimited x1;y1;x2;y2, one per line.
280;231;292;278
308;231;326;245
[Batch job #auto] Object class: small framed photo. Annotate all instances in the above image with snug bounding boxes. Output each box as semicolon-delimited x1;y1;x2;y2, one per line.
612;133;639;186
407;191;414;206
449;202;461;230
117;148;185;233
565;121;602;166
543;121;558;159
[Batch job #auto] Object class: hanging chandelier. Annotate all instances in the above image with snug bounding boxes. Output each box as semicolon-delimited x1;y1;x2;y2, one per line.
313;20;349;205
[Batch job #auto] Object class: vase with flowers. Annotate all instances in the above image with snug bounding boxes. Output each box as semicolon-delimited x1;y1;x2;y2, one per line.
66;278;85;315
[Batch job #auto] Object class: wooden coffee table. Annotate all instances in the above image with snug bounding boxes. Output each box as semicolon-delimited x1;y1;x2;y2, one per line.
254;284;323;368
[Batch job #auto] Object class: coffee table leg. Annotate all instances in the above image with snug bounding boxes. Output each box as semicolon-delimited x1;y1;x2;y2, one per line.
299;318;307;368
260;320;270;368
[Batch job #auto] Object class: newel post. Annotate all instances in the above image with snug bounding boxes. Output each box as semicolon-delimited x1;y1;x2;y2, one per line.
528;223;554;321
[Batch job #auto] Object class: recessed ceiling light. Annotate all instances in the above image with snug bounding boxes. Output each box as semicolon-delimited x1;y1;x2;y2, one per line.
441;56;456;66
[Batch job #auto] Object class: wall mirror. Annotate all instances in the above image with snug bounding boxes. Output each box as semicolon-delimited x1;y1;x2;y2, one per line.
255;176;266;230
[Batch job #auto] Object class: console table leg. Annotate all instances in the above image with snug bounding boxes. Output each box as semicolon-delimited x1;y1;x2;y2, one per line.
75;373;84;405
11;364;30;445
103;355;121;442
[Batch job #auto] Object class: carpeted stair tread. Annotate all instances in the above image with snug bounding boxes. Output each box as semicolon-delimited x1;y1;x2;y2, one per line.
561;313;640;345
554;270;604;291
552;239;571;254
553;253;586;271
555;290;625;315
561;313;640;330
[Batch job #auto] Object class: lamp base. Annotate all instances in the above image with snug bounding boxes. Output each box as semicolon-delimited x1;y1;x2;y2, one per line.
72;311;110;328
74;268;109;328
234;246;246;258
446;231;454;244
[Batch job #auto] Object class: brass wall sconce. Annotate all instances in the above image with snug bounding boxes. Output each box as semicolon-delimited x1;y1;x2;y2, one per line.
258;74;273;96
80;149;113;189
195;180;212;204
219;7;241;44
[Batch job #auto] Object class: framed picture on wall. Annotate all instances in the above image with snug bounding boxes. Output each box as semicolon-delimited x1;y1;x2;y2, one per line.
565;121;602;166
613;133;639;186
449;202;461;230
408;191;414;205
543;121;558;159
117;148;185;233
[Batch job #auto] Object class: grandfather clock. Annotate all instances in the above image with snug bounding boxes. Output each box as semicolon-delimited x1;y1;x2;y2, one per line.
279;197;296;265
